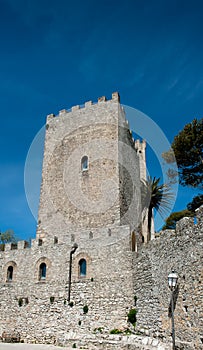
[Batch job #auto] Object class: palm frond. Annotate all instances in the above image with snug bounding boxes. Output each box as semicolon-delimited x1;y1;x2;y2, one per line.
141;176;174;219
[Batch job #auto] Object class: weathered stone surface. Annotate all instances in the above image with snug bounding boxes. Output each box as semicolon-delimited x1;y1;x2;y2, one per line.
0;93;202;350
133;206;203;350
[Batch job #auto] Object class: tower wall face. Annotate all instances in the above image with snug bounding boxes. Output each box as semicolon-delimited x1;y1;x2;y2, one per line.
37;96;141;241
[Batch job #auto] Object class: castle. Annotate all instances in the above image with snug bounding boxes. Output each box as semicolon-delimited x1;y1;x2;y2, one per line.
0;93;202;350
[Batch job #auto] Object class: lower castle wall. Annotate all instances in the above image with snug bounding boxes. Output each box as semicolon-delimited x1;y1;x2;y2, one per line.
0;225;135;344
0;208;203;349
133;207;203;350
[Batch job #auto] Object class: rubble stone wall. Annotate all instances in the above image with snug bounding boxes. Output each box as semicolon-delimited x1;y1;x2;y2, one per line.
0;225;135;344
133;206;203;350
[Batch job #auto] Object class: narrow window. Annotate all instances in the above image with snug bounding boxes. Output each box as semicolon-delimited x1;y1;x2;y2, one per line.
81;156;88;171
39;262;46;280
7;266;13;281
79;259;86;277
132;232;136;252
11;243;17;250
38;239;43;246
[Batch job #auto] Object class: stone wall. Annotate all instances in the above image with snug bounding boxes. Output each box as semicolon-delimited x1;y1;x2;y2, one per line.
118;106;141;231
133;206;203;350
0;225;135;344
1;209;202;349
37;92;141;242
0;92;202;349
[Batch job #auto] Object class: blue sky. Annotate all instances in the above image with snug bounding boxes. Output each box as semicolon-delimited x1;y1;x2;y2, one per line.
0;0;202;240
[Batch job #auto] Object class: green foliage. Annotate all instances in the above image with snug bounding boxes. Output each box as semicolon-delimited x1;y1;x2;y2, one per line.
187;194;203;212
127;308;137;326
163;118;203;189
68;301;74;307
93;327;103;333
141;177;173;239
110;329;123;334
162;210;194;230
0;244;5;251
0;229;17;244
83;305;88;314
72;343;77;348
124;329;132;335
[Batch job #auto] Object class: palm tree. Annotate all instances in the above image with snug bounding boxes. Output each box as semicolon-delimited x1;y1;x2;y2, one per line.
141;177;173;242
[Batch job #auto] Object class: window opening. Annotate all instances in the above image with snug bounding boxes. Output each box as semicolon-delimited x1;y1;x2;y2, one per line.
11;243;17;250
7;266;13;281
79;259;86;277
39;262;46;280
81;156;88;171
132;232;136;252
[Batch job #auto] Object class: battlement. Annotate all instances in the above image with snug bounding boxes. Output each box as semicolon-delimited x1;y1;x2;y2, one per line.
45;91;141;153
134;139;146;152
1;206;202;256
46;92;120;121
0;225;130;257
3;240;30;252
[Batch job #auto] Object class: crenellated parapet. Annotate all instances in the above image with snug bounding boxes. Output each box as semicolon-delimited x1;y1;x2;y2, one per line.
2;240;30;252
46;92;120;122
0;224;131;259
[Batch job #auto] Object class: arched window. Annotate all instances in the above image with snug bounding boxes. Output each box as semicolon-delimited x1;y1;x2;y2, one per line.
7;266;13;281
79;259;86;277
81;156;88;171
39;262;46;280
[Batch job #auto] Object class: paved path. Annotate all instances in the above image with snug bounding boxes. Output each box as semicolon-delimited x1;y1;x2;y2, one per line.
0;345;75;350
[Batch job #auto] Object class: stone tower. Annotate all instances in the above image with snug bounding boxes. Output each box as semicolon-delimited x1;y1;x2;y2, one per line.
0;93;202;349
37;92;142;242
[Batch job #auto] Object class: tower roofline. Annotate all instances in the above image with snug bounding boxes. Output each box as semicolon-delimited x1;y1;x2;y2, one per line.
46;92;120;121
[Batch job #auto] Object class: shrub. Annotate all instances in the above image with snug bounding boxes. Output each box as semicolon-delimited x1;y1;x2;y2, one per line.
127;308;137;326
68;301;74;307
110;329;123;334
93;327;103;334
0;244;5;251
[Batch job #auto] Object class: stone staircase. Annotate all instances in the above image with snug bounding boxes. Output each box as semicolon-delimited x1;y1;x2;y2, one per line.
58;333;171;350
